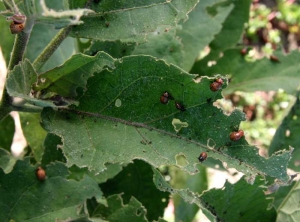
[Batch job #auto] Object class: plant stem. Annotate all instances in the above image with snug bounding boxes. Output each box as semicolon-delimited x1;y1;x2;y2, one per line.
1;22;32;121
32;26;72;72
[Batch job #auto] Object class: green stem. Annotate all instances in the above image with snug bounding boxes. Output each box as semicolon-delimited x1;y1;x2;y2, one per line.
32;26;72;72
1;21;32;121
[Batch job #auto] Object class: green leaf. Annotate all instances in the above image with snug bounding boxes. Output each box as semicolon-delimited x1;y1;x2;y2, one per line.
191;0;251;73
6;59;59;107
25;23;76;73
41;133;66;165
41;55;291;183
196;49;300;95
152;167;216;221
68;163;123;184
0;158;102;221
172;165;208;222
99;160;169;221
133;0;234;71
0;148;17;173
0;2;14;64
269;91;300;171
34;52;115;98
275;181;300;222
201;176;277;221
89;194;148;222
19;113;47;162
69;0;199;42
0;115;15;151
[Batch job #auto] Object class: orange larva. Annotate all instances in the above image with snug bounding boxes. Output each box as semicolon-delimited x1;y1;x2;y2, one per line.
10;22;24;34
270;55;280;63
229;130;244;141
36;167;46;181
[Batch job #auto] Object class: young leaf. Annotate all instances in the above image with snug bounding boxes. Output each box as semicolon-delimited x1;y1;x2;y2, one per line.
41;55;291;184
100;160;169;221
0;158;102;221
269;91;300;171
69;0;199;42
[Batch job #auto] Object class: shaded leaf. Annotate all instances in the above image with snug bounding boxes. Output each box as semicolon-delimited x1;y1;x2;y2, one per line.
41;55;291;184
89;194;148;222
0;115;15;151
270;181;296;211
152;167;216;222
69;0;199;43
133;0;234;71
191;0;251;74
201;176;277;221
195;49;300;95
100;160;169;221
25;23;76;73
0;148;17;173
0;158;102;221
41;133;66;165
172;164;208;222
19;112;47;162
269;91;300;171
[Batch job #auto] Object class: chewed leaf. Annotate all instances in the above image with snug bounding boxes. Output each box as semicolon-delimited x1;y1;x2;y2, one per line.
41;55;291;183
0;158;102;221
69;0;199;42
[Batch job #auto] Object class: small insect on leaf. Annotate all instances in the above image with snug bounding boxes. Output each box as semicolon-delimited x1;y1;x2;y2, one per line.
270;55;280;63
229;130;244;141
198;152;207;162
240;48;248;56
160;95;168;104
163;91;174;100
36;167;46;181
210;81;222;92
175;101;185;111
10;22;24;34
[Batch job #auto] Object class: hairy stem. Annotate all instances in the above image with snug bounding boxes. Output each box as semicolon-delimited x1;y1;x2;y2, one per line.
32;26;72;72
1;18;32;121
